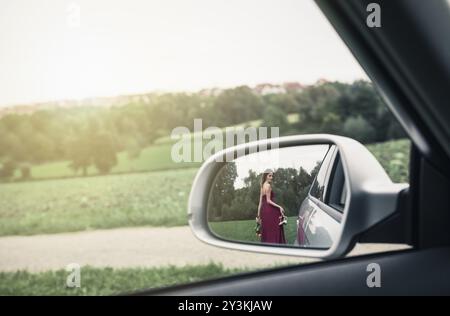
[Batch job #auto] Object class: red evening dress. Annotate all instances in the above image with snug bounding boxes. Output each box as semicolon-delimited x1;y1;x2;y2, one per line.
260;191;286;244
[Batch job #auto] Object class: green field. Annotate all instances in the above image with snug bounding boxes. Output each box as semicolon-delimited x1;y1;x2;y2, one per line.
366;138;410;183
9;129;407;184
0;263;248;296
0;168;197;236
10;115;299;181
153;113;300;145
209;216;298;245
0;138;410;237
10;118;274;181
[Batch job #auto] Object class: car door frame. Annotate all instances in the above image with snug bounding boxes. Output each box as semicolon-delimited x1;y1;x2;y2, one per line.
306;145;343;223
299;145;342;248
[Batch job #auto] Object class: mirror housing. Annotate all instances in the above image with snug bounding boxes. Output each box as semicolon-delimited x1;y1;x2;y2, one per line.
188;134;408;259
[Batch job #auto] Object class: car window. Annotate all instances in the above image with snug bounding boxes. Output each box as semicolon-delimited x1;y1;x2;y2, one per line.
0;0;411;295
326;154;346;211
309;145;336;201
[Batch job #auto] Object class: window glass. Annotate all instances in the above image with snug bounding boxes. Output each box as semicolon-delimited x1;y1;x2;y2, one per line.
0;0;410;295
310;146;335;201
327;155;346;211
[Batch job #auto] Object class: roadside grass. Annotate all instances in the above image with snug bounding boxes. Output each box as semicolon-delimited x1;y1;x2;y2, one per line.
209;216;298;245
0;263;249;296
0;168;197;236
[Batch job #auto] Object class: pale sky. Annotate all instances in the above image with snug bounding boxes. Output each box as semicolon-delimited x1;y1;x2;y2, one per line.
234;145;329;189
0;0;367;107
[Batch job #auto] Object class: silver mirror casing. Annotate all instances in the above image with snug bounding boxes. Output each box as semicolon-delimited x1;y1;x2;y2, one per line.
188;134;408;259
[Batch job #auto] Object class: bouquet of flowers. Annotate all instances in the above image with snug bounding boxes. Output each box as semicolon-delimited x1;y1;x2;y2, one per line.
255;217;262;238
279;215;288;226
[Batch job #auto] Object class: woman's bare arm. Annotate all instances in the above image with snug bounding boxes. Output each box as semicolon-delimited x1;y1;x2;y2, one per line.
263;183;284;213
257;191;262;220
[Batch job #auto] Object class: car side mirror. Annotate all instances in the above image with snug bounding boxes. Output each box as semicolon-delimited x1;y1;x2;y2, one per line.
188;134;408;259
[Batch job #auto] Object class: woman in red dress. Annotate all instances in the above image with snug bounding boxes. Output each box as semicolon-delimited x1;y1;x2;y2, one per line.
256;169;287;244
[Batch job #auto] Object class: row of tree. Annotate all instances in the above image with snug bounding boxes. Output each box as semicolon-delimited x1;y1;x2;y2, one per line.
208;162;320;222
262;80;405;142
0;80;405;179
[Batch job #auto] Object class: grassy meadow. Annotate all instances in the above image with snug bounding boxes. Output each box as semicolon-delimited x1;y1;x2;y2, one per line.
0;138;410;237
209;216;298;244
0;136;411;296
0;263;248;296
12;143;201;181
8;114;301;182
153;113;300;145
0;168;197;236
366;138;410;183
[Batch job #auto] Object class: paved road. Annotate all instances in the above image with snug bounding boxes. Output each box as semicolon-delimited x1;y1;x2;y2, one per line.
0;226;409;272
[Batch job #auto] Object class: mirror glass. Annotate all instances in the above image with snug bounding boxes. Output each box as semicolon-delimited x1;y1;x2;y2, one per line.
207;144;346;249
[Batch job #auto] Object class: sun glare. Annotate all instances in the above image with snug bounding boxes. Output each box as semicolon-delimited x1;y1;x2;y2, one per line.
43;33;118;101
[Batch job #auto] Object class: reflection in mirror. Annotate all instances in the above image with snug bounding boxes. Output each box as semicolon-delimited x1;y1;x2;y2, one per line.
207;144;345;250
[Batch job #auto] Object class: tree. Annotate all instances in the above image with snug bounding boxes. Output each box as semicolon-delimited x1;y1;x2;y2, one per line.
294;82;343;133
91;133;118;174
1;132;27;163
20;164;31;180
68;135;92;176
386;120;407;139
273;168;300;216
0;160;16;179
295;167;314;207
208;162;238;220
26;133;55;163
213;86;264;126
343;116;376;143
212;166;320;221
263;92;300;113
262;106;289;135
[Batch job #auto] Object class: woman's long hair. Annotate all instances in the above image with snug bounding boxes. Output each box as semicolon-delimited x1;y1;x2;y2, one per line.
260;169;274;188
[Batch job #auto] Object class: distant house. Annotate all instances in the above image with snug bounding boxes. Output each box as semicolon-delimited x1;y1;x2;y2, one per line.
253;83;286;95
198;87;224;97
282;82;305;92
315;78;329;85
